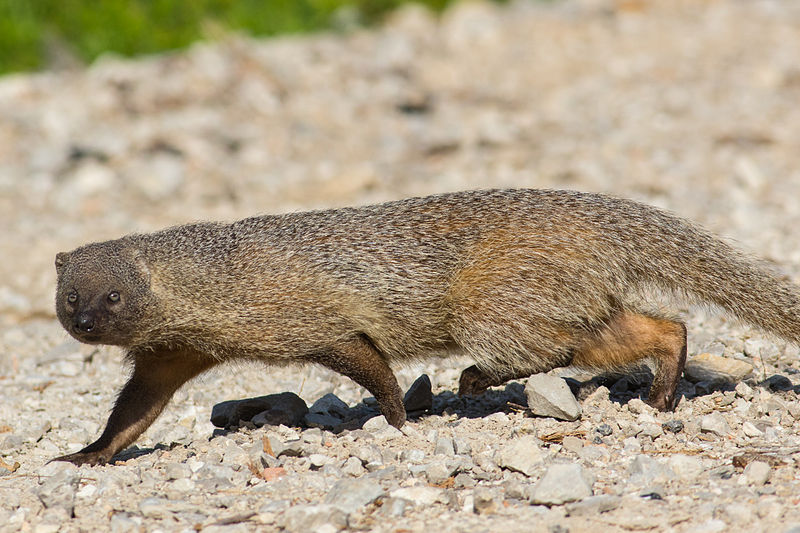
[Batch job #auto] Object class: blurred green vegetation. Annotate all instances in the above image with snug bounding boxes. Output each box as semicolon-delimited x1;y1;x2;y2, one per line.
0;0;475;75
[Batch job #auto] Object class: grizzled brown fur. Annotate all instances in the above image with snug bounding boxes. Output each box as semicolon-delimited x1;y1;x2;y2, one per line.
53;189;800;465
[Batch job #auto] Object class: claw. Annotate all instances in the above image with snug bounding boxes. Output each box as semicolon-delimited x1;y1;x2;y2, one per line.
49;450;110;466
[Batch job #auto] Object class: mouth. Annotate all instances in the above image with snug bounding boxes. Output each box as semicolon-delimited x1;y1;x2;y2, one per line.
70;327;103;344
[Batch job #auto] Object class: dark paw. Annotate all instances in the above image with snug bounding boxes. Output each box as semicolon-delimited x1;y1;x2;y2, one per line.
383;404;407;429
646;394;678;412
50;450;111;466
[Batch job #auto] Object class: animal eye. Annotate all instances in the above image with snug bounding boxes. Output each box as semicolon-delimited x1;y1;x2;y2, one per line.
67;292;78;304
108;291;120;303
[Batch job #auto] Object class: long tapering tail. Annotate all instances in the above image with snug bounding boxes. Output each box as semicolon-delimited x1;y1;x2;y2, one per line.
618;199;800;344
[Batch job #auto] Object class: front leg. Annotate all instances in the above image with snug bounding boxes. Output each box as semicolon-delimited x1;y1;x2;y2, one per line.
313;336;406;428
52;348;216;466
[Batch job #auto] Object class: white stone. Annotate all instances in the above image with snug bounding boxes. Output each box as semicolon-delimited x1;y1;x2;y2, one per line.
530;464;593;505
525;374;582;421
494;435;545;476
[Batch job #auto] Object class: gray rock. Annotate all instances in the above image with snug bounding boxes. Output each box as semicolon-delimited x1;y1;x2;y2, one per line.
353;444;383;466
742;461;771;486
109;512;143;533
627;398;651;415
36;468;79;515
684;353;753;383
341;456;366;477
595;424;613;437
502;480;527;500
425;461;457;484
301;427;324;444
371;424;404;440
454;472;476;488
309;393;350;419
380;497;408;517
577;445;610;464
700;412;731;437
303;412;343;429
1;434;24;451
168;478;195;493
324;478;384;514
744;339;782;365
453;437;472;455
434;436;455;456
525;374;582;421
138;497;173;519
742;421;764;437
763;374;793;391
628;455;675;486
308;453;330;468
408;463;428;478
530;464;593;505
623;437;642;453
735;381;755;400
403;374;433;413
662;420;684;433
281;504;347;533
562;436;584;454
390;486;444;506
473;487;499;515
400;449;426;464
640;423;664;439
763;396;787;416
565;495;621;516
264;434;303;458
495;435;544;476
211;393;308;428
668;455;704;480
164;462;192;480
363;415;389;432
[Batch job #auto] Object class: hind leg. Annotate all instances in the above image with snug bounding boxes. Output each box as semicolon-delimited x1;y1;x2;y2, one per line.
458;364;534;396
451;321;578;397
572;311;687;411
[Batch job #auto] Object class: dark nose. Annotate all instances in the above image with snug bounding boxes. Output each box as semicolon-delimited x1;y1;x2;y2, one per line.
75;313;95;332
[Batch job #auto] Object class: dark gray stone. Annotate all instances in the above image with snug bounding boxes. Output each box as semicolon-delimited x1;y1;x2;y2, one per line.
309;393;351;419
403;374;433;413
211;392;308;428
662;420;684;433
595;424;613;437
764;374;793;391
303;412;343;429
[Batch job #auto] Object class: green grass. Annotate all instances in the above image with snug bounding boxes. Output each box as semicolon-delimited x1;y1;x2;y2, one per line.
0;0;460;75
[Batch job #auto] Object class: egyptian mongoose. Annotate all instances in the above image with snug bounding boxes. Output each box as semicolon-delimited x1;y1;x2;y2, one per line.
53;189;800;465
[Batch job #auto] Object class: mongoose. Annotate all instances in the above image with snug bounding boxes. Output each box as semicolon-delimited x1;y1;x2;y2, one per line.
53;188;800;465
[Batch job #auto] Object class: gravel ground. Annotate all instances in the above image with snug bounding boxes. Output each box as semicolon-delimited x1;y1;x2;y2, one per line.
4;0;800;531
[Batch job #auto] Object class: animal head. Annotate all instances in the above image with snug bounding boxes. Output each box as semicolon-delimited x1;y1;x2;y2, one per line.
55;240;155;346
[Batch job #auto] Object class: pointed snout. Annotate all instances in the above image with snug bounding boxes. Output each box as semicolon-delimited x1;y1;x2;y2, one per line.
75;312;95;333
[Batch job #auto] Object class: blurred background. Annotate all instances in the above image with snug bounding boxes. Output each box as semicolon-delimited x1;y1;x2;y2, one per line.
2;0;800;325
0;0;461;74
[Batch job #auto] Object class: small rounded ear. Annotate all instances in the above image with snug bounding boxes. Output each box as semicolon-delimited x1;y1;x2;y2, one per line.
131;250;151;286
55;252;70;271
